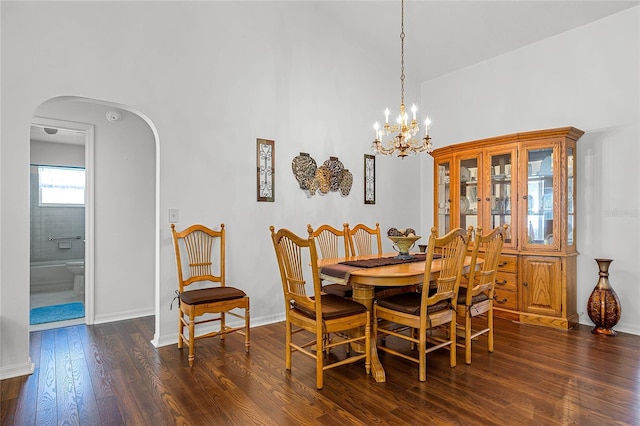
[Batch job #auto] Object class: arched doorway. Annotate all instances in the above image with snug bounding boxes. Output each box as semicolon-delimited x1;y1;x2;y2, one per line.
30;96;159;333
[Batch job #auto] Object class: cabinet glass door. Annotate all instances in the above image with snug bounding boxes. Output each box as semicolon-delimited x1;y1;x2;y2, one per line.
488;151;515;249
459;157;479;232
567;148;575;247
524;146;558;249
435;160;451;236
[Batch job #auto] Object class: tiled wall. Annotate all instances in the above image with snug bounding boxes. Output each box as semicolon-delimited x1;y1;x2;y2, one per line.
30;167;85;262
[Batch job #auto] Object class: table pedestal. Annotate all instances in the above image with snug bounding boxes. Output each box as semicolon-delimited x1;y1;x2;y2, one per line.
352;283;385;383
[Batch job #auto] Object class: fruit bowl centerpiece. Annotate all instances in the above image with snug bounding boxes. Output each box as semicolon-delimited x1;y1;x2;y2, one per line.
387;227;421;260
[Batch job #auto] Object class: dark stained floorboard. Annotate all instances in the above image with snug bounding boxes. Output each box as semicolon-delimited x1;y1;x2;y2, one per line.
1;315;639;425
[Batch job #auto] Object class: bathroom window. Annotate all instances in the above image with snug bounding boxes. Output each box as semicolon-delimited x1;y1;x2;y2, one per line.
38;166;85;206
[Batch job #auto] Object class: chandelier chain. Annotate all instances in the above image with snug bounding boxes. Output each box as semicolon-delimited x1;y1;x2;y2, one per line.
371;0;433;158
400;0;405;106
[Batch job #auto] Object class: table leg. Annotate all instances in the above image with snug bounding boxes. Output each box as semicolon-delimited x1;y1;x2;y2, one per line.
351;283;385;383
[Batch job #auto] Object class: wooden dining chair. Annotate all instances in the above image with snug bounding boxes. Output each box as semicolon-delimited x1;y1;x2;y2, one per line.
457;224;507;364
347;222;383;256
374;227;471;381
270;225;371;389
307;223;353;298
308;223;350;259
171;223;250;367
347;222;416;299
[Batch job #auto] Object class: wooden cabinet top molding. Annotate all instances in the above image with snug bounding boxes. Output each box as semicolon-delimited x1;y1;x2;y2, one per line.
430;127;584;156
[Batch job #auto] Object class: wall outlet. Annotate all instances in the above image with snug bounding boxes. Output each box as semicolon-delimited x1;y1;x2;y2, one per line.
169;209;179;223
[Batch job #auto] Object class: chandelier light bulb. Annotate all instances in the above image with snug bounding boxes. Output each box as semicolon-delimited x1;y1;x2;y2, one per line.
411;104;417;120
384;108;390;124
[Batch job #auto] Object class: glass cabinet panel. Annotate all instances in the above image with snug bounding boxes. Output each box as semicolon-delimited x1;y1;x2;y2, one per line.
567;148;575;246
489;152;513;246
525;147;556;247
436;160;451;236
459;157;479;231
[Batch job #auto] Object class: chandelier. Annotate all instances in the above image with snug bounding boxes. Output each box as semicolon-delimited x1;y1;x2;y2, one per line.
372;0;433;158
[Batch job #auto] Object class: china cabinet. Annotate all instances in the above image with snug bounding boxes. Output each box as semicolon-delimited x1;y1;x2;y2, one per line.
431;127;583;329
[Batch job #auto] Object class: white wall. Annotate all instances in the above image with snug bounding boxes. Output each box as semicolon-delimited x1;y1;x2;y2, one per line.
0;1;422;377
420;7;640;334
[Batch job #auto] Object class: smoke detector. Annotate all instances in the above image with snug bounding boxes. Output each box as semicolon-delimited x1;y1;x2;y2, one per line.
106;110;121;122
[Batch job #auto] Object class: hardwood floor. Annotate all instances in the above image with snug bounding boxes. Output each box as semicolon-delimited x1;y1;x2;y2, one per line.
1;315;639;425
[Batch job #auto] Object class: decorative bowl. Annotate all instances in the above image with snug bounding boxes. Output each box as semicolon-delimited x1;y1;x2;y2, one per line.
388;235;421;260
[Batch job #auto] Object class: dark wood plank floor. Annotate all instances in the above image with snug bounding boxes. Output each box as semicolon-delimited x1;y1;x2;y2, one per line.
2;316;639;425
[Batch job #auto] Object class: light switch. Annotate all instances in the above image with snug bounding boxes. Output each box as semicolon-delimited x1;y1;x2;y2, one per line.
169;209;179;223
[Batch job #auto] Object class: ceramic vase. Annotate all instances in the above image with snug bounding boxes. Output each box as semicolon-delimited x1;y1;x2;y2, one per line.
587;258;621;336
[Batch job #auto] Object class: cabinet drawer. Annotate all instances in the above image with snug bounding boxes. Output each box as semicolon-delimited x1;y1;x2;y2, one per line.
494;288;518;310
497;255;517;273
494;272;517;291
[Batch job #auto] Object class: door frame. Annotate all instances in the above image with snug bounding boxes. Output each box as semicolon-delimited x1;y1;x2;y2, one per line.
31;116;95;324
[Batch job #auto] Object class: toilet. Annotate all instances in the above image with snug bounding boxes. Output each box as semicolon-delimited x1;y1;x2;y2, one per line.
65;261;85;295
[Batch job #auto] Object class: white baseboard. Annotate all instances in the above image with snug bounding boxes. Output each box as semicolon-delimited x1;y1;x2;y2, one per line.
93;306;154;325
0;357;34;380
151;312;286;348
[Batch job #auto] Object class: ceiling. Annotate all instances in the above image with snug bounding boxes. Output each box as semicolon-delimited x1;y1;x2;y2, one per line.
325;0;638;81
28;1;638;145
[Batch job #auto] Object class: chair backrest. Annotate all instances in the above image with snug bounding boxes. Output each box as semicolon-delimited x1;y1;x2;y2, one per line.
467;225;508;297
347;223;383;256
421;227;471;313
270;226;322;314
171;223;225;292
307;223;349;259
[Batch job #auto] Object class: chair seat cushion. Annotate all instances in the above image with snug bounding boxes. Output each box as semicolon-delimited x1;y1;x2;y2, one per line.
323;283;353;298
180;287;246;305
377;292;450;316
457;288;489;305
293;294;366;320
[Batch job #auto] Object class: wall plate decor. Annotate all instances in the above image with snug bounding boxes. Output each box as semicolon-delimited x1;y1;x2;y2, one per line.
364;154;375;204
339;169;353;196
257;138;275;202
291;153;352;197
323;157;344;192
292;152;317;190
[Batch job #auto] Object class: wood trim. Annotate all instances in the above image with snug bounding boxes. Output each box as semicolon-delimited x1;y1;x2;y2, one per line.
430;126;584;157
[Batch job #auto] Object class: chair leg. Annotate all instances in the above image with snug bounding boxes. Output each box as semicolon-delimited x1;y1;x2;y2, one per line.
410;327;417;350
324;334;331;357
316;329;324;390
465;311;472;365
364;321;371;375
220;312;226;341
245;306;251;353
449;319;457;368
487;308;494;353
177;310;184;349
188;315;196;367
419;328;427;382
285;319;292;371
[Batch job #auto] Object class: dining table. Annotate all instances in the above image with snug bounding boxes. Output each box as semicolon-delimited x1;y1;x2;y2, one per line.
317;251;480;383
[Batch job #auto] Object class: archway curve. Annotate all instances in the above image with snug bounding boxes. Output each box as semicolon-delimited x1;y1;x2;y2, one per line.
32;96;161;343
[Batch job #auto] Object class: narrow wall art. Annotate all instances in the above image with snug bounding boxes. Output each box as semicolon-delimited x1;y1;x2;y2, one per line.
364;154;375;204
257;138;275;202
